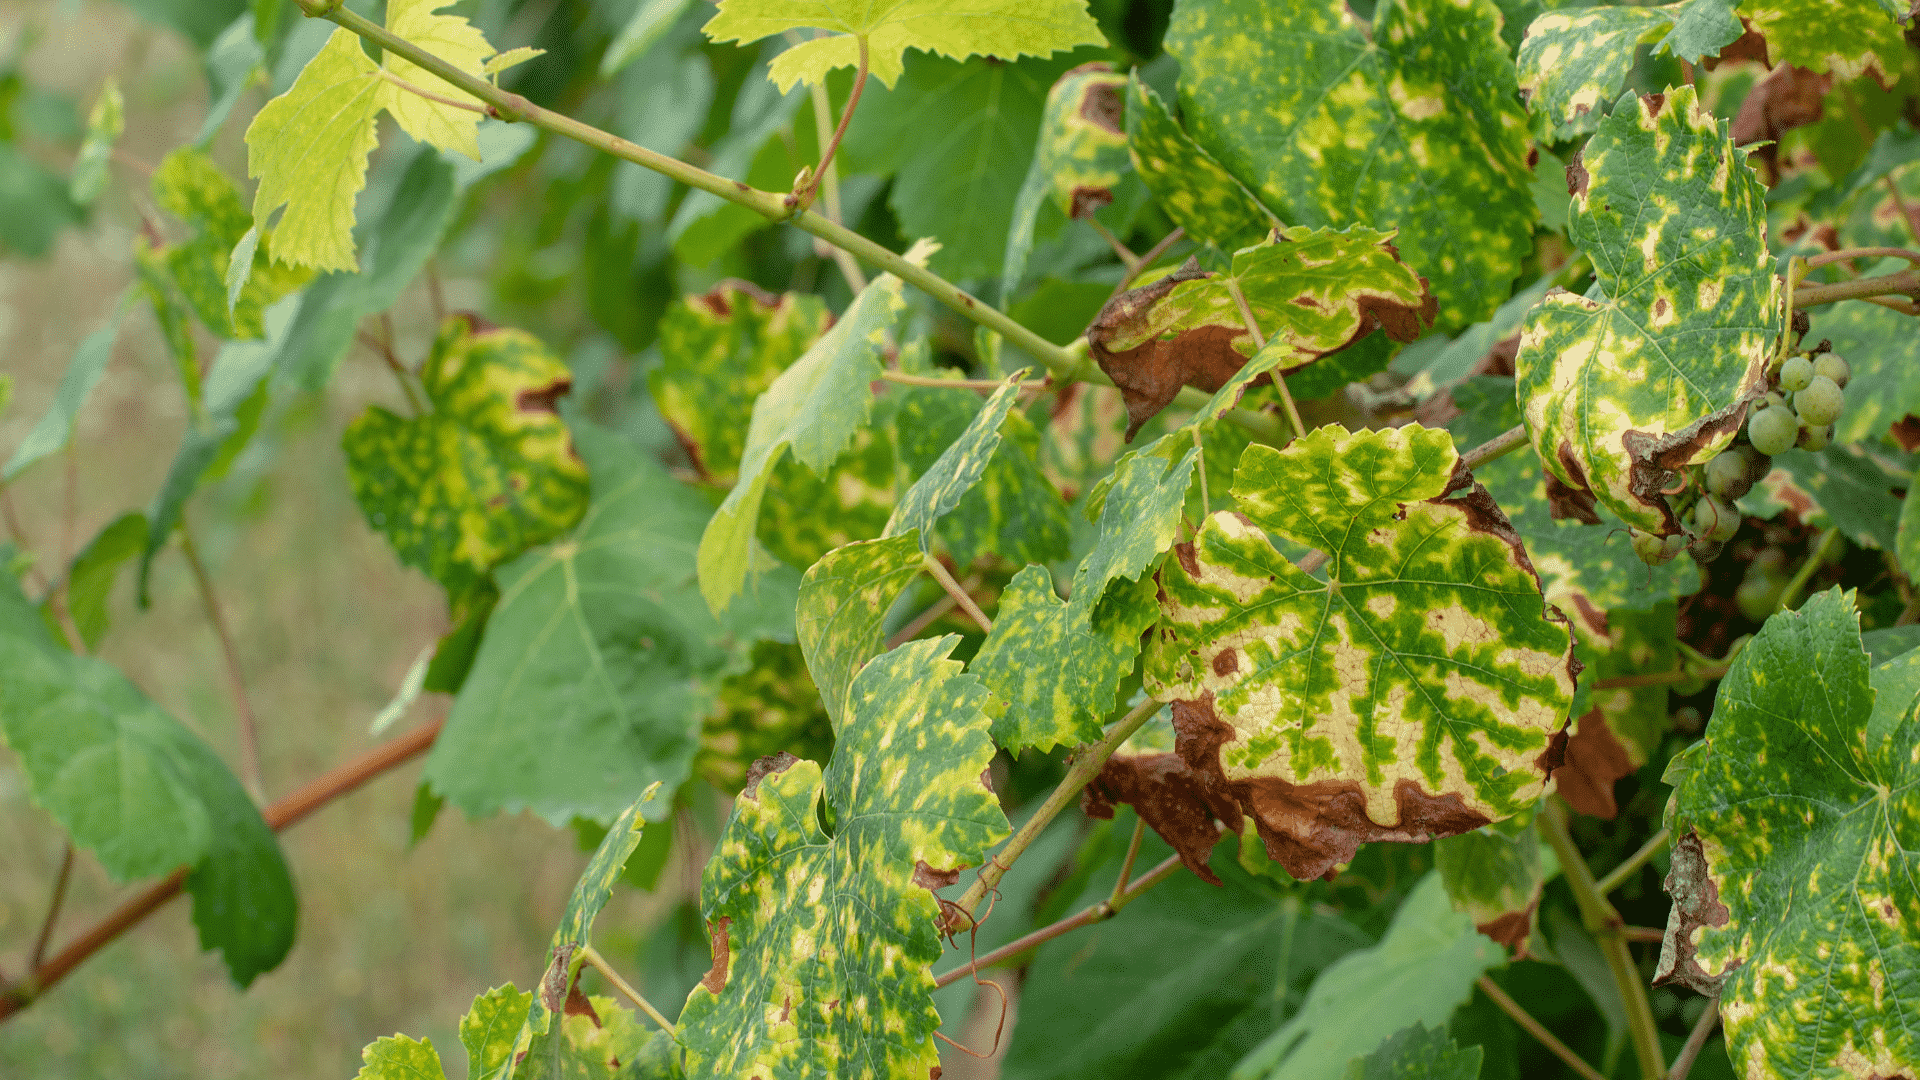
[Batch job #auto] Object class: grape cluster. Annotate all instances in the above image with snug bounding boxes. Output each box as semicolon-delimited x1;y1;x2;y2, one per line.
1628;349;1848;567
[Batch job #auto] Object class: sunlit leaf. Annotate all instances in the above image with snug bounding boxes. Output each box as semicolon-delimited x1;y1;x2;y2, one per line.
1516;0;1742;140
795;532;925;729
149;148;311;340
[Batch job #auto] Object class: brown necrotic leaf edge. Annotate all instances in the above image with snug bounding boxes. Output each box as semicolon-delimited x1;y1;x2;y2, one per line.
1654;828;1735;995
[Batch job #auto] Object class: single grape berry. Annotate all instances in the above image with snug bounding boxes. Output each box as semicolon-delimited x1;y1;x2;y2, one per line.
1778;355;1814;392
1689;536;1724;563
1692;495;1740;542
1631;528;1677;565
1663;533;1689;560
1762;390;1788;410
1794;375;1844;426
1748;404;1799;456
1799;422;1834;451
1705;451;1753;500
1813;352;1850;387
1736;576;1784;622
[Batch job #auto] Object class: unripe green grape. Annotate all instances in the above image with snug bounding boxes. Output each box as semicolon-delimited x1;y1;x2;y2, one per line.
1663;533;1689;560
1689;536;1724;563
1748;404;1799;456
1762;390;1788;410
1674;706;1705;735
1798;422;1834;451
1813;352;1849;387
1692;495;1740;542
1778;355;1814;392
1631;528;1677;565
1736;575;1785;622
1794;375;1844;426
1750;546;1789;576
1704;451;1753;500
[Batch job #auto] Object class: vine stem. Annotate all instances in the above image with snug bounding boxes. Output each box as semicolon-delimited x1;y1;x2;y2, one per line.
1804;246;1920;269
299;3;1288;446
946;697;1163;930
376;68;485;114
800;51;866;293
1591;666;1727;690
1109;817;1147;902
1668;998;1721;1080
1222;277;1306;439
933;852;1181;989
1475;975;1610;1080
180;523;266;803
923;555;991;634
1596;827;1670;895
1791;267;1920;309
878;370;1044;391
1775;527;1842;614
0;719;443;1023
581;944;677;1036
1539;797;1666;1080
1106;227;1185;302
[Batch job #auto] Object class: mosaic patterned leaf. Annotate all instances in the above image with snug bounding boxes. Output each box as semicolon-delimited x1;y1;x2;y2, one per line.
887;370;1031;549
703;0;1105;90
147;148;310;340
698;274;907;614
796;533;925;729
972;566;1159;753
697;640;835;794
1164;0;1537;328
1736;445;1902;552
649;283;831;484
1030;64;1129;221
1068;440;1199;624
1145;425;1576;879
1517;0;1742;141
1514;87;1779;535
343;314;588;599
1124;74;1273;252
675;636;1009;1080
758;415;900;572
1658;588;1919;1080
1088;226;1436;437
1740;0;1909;81
352;984;666;1080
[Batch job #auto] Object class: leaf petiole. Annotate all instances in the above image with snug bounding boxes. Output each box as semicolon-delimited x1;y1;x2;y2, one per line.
581;944;678;1037
374;67;485;115
789;35;867;216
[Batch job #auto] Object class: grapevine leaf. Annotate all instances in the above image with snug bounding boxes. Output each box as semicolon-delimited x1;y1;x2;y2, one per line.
245;2;505;271
1815;300;1920;447
1002;63;1131;298
1068;440;1199;624
697;274;907;614
1344;1023;1483;1080
1903;486;1920;580
1515;87;1779;535
650;283;831;484
464;985;536;1080
0;573;295;985
1436;821;1548;954
1558;604;1678;819
697;641;835;794
1144;425;1576;880
889;382;1070;568
423;423;748;825
675;636;1010;1080
343;315;589;599
1739;0;1908;80
886;370;1031;548
973;566;1159;753
1868;647;1920;748
68;79;121;205
149;148;311;340
354;1035;446;1080
1516;0;1742;141
2;294;128;481
1736;445;1902;552
61;512;148;651
1235;874;1506;1080
1164;0;1537;329
701;0;1106;91
1658;588;1919;1079
795;533;925;729
759;418;902;572
1088;226;1436;436
513;998;664;1080
1124;74;1274;252
351;984;667;1080
513;787;661;1064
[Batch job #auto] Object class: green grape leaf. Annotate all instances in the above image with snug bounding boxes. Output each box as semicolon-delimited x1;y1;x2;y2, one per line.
1001;62;1132;301
1344;1023;1483;1080
701;0;1105;90
675;636;1010;1080
245;1;507;271
1235;874;1506;1080
697;274;907;614
1447;377;1700;616
344;315;589;599
1069;440;1199;624
1740;0;1908;80
889;383;1070;568
1869;647;1920;747
1657;588;1919;1080
0;573;295;985
795;533;926;729
68;79;122;205
463;984;536;1080
1815;300;1920;447
1436;821;1548;954
423;423;744;825
886;371;1031;548
148;148;311;340
1737;445;1902;552
2;293;128;481
1516;0;1743;141
650;283;831;484
514;997;664;1080
973;566;1159;753
758;418;901;571
1145;425;1576;880
1515;87;1779;535
697;640;835;794
1165;0;1537;329
352;984;666;1080
61;512;147;651
1125;74;1275;252
513;786;661;1065
1088;225;1436;436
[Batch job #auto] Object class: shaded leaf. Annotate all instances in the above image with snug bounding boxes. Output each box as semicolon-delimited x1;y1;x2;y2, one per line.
2;295;128;481
1344;1023;1483;1080
1737;445;1902;552
60;512;147;651
675;636;1009;1080
1739;0;1908;80
1515;87;1779;535
149;147;312;340
1003;62;1131;298
1144;425;1576;880
759;419;901;571
1436;821;1547;955
1124;74;1274;252
697;640;835;794
795;532;925;730
1657;588;1919;1079
1814;299;1920;447
887;370;1032;548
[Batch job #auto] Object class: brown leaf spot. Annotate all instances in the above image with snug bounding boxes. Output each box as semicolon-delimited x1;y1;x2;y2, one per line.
1621;403;1752;534
1478;332;1519;378
1477;909;1535;954
565;981;603;1026
1566;152;1590;198
1354;284;1439;347
1087;260;1245;440
1654;829;1736;994
695;278;780;318
1071;62;1122;132
1892;416;1920;452
1547;443;1603;524
1568;594;1610;639
516;378;573;415
540;943;577;1014
913;861;963;891
701;917;732;994
1642;92;1668;119
1083;749;1238;884
1704;21;1771;69
743;751;800;798
1069;186;1114;219
1732;65;1831;149
1552;709;1635;819
1212;648;1240;676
